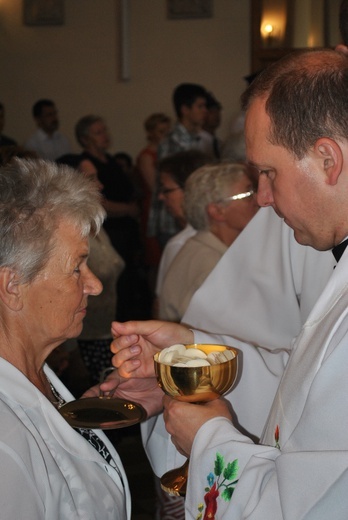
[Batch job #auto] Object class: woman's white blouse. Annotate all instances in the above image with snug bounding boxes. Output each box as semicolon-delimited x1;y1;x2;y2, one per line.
0;361;131;519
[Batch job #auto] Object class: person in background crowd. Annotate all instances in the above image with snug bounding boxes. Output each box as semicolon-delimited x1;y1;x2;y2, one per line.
75;115;149;321
199;91;222;160
154;149;209;316
135;113;172;295
148;84;209;251
158;83;208;159
114;151;134;176
159;162;259;322
25;99;71;160
75;115;139;258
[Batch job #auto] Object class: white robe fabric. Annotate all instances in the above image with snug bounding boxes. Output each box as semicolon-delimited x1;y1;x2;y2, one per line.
186;241;348;520
141;207;335;477
0;359;130;519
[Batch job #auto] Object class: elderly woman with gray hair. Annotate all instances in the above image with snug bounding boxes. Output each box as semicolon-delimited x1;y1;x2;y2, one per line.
0;158;131;519
158;162;259;322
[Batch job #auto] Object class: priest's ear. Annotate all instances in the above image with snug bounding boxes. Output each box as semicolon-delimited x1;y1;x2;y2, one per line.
314;137;343;186
0;267;23;311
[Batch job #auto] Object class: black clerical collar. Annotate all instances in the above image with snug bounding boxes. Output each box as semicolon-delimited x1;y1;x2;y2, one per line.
332;238;348;262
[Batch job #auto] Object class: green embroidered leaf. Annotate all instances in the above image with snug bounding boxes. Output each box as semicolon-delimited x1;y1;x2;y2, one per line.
214;453;225;476
223;459;239;481
197;504;204;512
221;486;234;502
204;487;210;492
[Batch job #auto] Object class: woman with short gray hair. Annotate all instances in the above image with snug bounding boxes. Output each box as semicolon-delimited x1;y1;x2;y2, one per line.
159;162;259;322
184;162;254;231
0;158;131;519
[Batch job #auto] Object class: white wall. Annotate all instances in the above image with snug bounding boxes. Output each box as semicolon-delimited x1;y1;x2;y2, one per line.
0;0;250;158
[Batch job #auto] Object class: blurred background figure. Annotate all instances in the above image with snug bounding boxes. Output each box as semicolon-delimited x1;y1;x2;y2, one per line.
137;113;171;194
75;115;149;321
148;84;209;256
114;151;134;176
153;149;209;317
75;115;139;256
158;83;208;158
159;162;259;322
24;99;71;160
0;102;17;148
135;113;172;296
199;91;223;160
114;151;142;201
220;124;246;162
221;73;261;162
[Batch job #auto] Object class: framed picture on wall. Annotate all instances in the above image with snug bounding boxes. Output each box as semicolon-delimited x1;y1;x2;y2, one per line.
23;0;65;26
167;0;213;20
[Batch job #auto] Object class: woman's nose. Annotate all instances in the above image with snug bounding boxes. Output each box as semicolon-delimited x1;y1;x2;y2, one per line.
257;174;274;207
84;268;103;296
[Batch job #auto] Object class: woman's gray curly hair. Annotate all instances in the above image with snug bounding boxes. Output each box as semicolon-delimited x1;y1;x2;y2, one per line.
184;162;250;230
0;158;105;283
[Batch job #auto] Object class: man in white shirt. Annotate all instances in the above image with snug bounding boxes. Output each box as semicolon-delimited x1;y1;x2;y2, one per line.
25;99;71;160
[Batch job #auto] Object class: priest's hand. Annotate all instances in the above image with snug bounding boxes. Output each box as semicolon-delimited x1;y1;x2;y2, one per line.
163;396;233;457
110;320;194;378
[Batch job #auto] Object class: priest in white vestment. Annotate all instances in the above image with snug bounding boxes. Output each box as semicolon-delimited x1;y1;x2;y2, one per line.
106;49;348;520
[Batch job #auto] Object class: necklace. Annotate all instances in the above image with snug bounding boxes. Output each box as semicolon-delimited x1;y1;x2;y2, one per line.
46;376;65;409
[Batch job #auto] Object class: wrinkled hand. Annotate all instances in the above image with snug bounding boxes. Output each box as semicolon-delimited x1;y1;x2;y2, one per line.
163;396;233;457
81;367;123;398
82;368;164;418
110;320;193;379
115;375;164;417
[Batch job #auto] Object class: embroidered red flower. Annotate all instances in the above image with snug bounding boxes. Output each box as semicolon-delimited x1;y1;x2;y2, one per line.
197;453;239;519
203;482;219;520
274;424;280;449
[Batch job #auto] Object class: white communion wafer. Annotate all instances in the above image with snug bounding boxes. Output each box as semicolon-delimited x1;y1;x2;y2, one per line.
158;344;184;362
185;359;211;367
223;349;235;360
158;348;169;362
158;343;234;367
159;351;178;364
207;352;222;365
206;350;235;364
216;350;234;363
184;348;207;359
214;352;229;363
166;344;186;354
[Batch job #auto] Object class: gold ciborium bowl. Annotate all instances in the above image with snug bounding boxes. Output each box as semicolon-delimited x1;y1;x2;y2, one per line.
154;344;238;403
154;343;238;497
